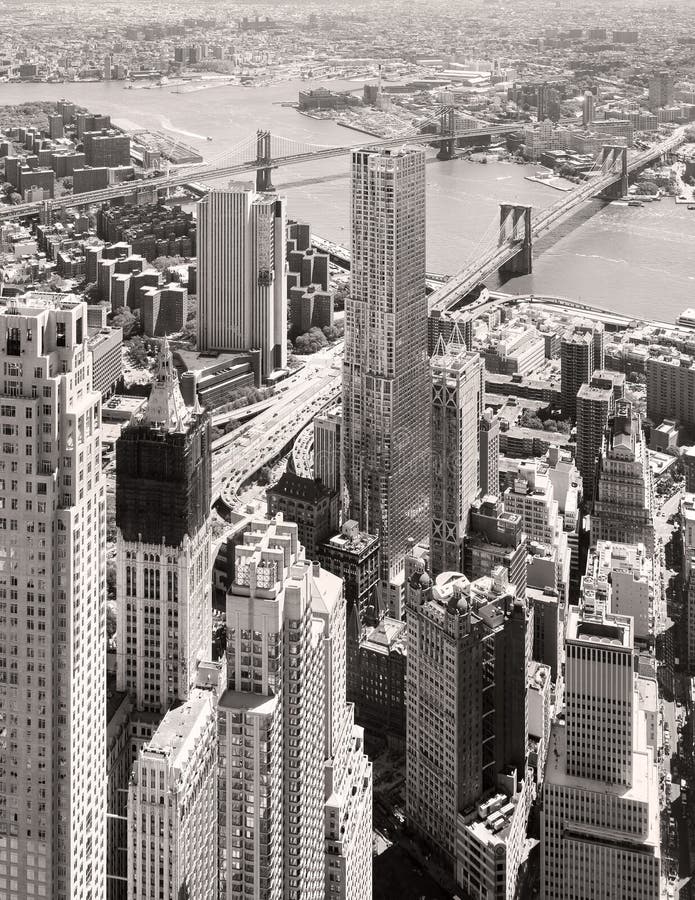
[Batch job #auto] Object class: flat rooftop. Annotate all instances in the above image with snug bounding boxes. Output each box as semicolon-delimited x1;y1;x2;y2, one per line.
218;688;278;716
566;605;632;649
145;689;213;770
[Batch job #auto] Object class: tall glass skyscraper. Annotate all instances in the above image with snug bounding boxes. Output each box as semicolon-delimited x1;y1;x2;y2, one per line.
342;147;430;616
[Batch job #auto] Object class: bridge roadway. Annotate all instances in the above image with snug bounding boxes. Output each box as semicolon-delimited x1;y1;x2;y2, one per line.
428;129;686;316
212;344;343;505
0;123;527;222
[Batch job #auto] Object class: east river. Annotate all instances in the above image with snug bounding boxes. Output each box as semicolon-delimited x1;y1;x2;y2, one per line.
2;78;695;322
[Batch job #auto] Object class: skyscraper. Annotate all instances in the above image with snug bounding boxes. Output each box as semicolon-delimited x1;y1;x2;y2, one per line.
405;560;531;894
218;517;372;900
127;690;218;900
560;330;594;420
0;296;106;900
343;147;430;614
648;71;674;111
313;408;342;494
430;328;483;575
479;408;500;497
582;90;595;126
576;382;612;503
115;340;212;714
197;184;287;380
591;400;655;554
542;597;661;898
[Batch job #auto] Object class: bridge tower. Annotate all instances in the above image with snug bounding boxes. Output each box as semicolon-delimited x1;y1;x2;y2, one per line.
600;145;628;200
436;106;457;160
255;129;274;192
498;204;533;278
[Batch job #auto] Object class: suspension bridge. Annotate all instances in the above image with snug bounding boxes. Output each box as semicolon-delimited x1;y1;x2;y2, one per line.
427;127;685;346
0;106;541;222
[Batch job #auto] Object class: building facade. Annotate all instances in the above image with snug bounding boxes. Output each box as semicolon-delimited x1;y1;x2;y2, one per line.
0;296;107;900
591;400;655;554
218;517;372;900
405;557;530;893
430;330;483;576
127;690;218;900
115;341;212;714
342;147;430;612
541;602;661;899
197;185;287;380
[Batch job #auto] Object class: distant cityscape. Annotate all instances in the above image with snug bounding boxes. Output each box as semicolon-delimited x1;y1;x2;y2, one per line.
2;2;695;900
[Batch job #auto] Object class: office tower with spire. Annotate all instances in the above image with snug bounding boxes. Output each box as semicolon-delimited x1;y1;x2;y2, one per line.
405;561;532;895
116;341;220;899
0;296;106;900
342;146;430;615
115;340;213;714
430;328;483;575
542;595;661;899
218;517;372;900
197;184;287;380
591;399;655;554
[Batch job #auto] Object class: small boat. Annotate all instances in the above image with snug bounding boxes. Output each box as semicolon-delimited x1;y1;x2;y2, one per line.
206;136;213;142
688;204;695;210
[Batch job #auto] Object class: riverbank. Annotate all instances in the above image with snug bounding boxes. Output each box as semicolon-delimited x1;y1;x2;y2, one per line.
525;174;573;192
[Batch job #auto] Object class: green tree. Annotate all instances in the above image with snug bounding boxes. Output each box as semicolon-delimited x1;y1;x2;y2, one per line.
294;327;328;354
152;255;185;271
112;306;142;339
127;337;149;368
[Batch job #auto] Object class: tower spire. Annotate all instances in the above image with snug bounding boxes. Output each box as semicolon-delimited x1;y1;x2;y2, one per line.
142;338;191;431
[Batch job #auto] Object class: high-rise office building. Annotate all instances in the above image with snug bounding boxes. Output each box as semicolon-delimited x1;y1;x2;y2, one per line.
648;71;674;111
406;560;531;895
576;382;612;503
591;400;655;554
115;340;212;714
343;147;430;613
430;329;483;575
197;184;287;380
582;90;595;126
128;690;218;900
218;517;372;900
0;296;106;900
313;408;342;493
560;330;594;420
541;598;661;899
479;408;500;497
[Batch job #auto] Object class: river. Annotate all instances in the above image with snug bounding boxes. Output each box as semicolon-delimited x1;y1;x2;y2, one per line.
2;78;695;322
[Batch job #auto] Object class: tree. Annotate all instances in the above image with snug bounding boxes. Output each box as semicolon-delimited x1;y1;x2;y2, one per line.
294;326;328;354
519;409;543;431
258;465;273;485
112;306;142;339
322;322;344;342
636;180;659;196
9;192;22;205
152;255;185;272
127;336;150;368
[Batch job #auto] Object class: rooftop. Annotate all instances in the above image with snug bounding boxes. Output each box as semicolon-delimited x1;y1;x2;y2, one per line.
144;689;213;772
